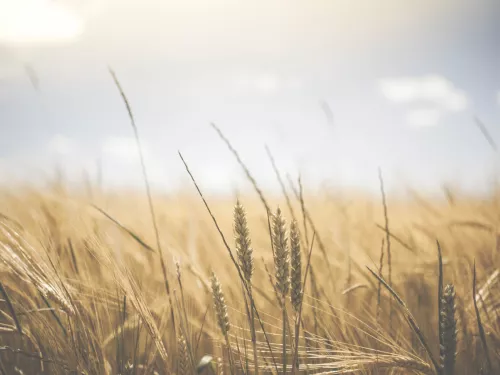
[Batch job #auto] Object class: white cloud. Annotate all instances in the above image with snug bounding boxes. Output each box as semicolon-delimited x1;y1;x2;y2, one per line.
379;75;468;112
102;137;147;162
406;108;442;127
379;75;468;127
47;134;74;155
232;73;280;94
254;74;279;94
0;0;84;45
101;136;170;187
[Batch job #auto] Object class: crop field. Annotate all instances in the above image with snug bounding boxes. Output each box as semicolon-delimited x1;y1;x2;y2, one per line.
0;155;499;375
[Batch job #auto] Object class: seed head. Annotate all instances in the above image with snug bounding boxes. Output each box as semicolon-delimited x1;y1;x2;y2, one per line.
440;284;457;375
290;219;302;312
272;207;290;299
177;333;189;375
234;200;254;289
210;271;230;336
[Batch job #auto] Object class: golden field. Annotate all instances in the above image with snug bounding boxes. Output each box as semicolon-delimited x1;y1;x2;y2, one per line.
0;178;498;374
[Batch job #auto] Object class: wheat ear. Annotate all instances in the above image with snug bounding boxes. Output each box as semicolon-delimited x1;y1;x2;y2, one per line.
210;272;234;374
272;207;290;375
440;284;457;375
290;219;302;313
177;333;189;375
233;201;259;374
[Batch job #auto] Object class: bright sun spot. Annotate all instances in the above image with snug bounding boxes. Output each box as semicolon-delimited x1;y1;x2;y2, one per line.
0;0;84;44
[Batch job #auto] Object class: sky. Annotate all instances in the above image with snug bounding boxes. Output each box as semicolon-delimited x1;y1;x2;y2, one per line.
0;0;499;195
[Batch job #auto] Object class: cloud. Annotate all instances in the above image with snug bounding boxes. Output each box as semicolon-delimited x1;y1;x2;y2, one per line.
406;108;442;127
102;137;148;162
379;75;467;111
232;73;280;94
254;74;279;94
101;136;170;187
47;134;74;155
0;0;84;45
379;75;468;127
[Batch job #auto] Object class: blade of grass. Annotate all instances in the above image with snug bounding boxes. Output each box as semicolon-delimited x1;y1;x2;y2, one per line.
474;116;497;152
265;145;297;222
91;205;156;253
211;123;271;215
437;240;444;361
374;224;415;254
108;68;176;342
378;168;393;328
0;282;22;335
194;305;210;356
39;290;67;337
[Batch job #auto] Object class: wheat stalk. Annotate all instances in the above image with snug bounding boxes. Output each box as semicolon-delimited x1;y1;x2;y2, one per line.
177;333;189;375
211;272;230;337
234;201;254;290
290;219;302;313
233;200;259;374
272;207;290;299
440;284;457;375
272;207;290;375
210;271;234;374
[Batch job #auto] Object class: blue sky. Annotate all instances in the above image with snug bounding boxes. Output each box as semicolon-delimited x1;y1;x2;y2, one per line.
0;0;499;195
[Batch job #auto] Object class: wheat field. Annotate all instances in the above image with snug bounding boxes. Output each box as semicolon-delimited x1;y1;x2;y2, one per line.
0;73;498;375
0;169;499;374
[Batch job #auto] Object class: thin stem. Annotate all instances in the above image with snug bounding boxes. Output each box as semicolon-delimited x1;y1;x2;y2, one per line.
282;301;287;375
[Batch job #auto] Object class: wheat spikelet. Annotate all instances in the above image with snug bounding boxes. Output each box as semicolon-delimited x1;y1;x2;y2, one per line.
440;284;457;375
234;200;254;289
177;333;189;375
272;207;290;298
290;219;302;312
210;271;230;337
